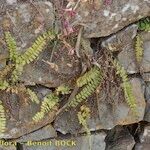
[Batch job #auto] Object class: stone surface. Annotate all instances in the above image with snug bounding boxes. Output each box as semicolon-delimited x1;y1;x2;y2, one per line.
144;82;150;122
134;143;150;150
17;124;57;142
73;0;150;38
0;1;81;88
97;77;145;129
140;32;150;73
54;77;146;134
21;132;106;150
134;124;150;150
105;126;135;150
102;24;139;74
0;145;16;150
0;86;57;139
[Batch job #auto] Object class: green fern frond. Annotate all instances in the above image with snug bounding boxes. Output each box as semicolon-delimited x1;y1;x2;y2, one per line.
135;35;144;63
56;85;71;95
138;17;150;32
17;31;55;65
26;88;40;104
10;30;55;83
0;101;6;136
33;93;59;122
5;32;18;62
113;59;137;114
0;80;9;90
77;105;91;135
68;66;102;108
77;66;101;87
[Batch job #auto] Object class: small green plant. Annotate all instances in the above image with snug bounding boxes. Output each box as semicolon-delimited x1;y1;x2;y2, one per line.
33;93;59;122
56;85;71;95
77;105;91;150
135;35;144;63
113;59;137;115
138;17;150;32
26;88;40;104
68;66;102;107
0;101;6;136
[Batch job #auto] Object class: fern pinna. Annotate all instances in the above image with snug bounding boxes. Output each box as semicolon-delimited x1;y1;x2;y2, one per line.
135;35;144;63
68;66;102;108
0;101;6;136
33;93;59;122
113;59;137;115
138;17;150;32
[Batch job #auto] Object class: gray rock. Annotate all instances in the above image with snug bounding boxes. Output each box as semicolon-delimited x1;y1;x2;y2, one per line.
134;125;150;150
134;143;150;150
142;73;150;82
73;0;150;38
105;126;135;150
0;145;16;150
22;132;106;150
97;77;145;129
144;82;150;122
17;124;57;142
102;24;139;74
0;86;57;139
140;32;150;73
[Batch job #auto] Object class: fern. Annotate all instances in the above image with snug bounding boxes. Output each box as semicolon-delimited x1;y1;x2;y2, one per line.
10;30;55;83
26;88;40;104
0;80;9;90
138;17;150;32
68;66;102;107
0;100;6;136
33;93;59;122
113;59;137;114
56;85;71;95
77;105;91;150
77;66;101;87
5;32;18;62
135;35;144;63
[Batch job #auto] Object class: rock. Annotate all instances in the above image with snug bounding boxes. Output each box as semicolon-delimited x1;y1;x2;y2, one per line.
134;143;150;150
21;132;106;150
102;24;139;74
142;73;150;82
97;77;145;129
0;145;16;150
139;125;150;143
144;82;150;122
73;0;150;38
54;77;146;134
17;124;57;142
140;32;150;73
134;125;150;150
54;94;101;134
0;86;57;139
105;126;135;150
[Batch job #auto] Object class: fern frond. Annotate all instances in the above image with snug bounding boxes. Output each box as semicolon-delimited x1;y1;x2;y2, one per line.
68;66;102;108
56;85;71;95
26;88;40;104
113;59;137;114
0;80;9;90
0;101;6;136
77;105;91;135
33;93;59;122
77;66;101;87
5;32;18;62
135;35;144;63
17;31;55;65
138;17;150;32
11;30;56;83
